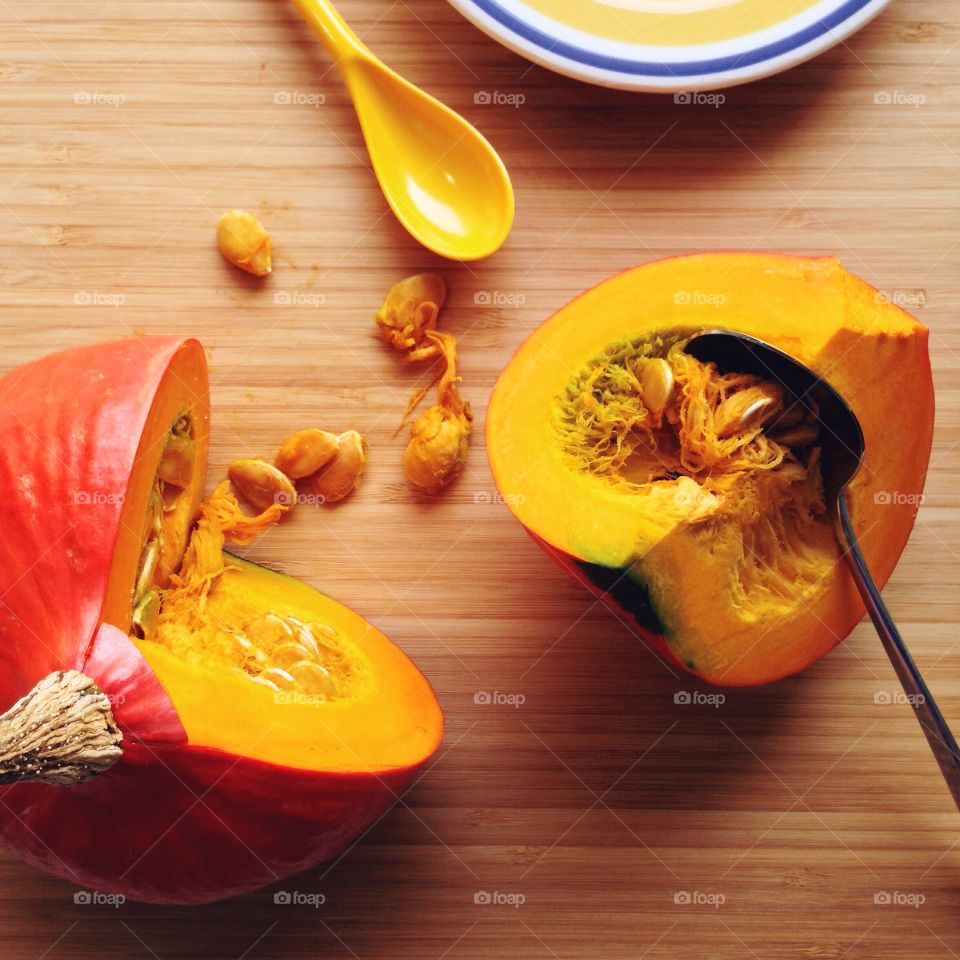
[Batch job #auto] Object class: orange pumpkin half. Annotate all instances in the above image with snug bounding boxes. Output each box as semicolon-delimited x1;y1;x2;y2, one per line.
0;336;443;904
487;253;933;686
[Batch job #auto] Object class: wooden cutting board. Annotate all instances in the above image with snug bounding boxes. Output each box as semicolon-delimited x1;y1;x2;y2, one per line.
1;1;958;957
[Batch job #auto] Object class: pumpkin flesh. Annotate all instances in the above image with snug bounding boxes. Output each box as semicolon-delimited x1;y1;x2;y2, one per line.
487;253;933;685
136;554;442;773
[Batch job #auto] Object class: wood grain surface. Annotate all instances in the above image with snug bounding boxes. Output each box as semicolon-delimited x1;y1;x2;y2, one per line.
1;1;959;957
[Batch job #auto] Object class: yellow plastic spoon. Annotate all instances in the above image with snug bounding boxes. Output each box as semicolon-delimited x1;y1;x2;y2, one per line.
290;0;514;261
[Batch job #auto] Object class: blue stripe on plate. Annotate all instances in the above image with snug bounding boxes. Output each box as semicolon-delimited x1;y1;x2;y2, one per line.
465;0;875;77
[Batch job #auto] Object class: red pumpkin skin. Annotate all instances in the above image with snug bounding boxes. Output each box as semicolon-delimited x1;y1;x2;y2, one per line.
2;625;420;903
0;338;428;904
0;337;196;699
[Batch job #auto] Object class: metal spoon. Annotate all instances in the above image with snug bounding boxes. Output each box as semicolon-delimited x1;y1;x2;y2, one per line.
686;330;960;811
291;0;514;261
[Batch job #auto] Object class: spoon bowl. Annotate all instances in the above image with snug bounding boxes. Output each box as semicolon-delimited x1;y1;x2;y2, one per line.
685;330;865;502
292;0;514;260
686;329;960;812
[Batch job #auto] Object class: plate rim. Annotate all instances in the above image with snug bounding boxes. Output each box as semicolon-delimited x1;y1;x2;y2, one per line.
447;0;894;91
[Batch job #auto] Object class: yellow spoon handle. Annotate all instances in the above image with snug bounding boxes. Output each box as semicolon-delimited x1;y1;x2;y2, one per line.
290;0;370;62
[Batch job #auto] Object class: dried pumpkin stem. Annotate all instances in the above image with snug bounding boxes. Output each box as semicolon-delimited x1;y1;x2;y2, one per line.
0;671;123;786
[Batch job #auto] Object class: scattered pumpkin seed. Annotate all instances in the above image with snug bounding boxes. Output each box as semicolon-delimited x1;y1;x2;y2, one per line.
228;458;296;511
216;209;272;277
303;430;367;503
275;429;340;480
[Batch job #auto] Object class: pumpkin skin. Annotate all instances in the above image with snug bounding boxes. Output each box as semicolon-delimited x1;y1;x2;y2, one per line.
487;253;934;686
0;337;443;904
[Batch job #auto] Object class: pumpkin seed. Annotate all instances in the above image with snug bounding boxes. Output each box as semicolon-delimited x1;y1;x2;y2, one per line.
275;429;340;480
228;459;296;511
131;589;160;639
715;384;782;439
272;641;311;669
135;539;159;598
260;667;297;691
232;634;266;665
769;423;819;448
248;675;281;693
640;358;674;418
265;613;296;634
297;624;321;657
148;485;164;535
244;614;293;651
157;433;195;488
216;209;272;277
288;660;337;698
303;430;367;503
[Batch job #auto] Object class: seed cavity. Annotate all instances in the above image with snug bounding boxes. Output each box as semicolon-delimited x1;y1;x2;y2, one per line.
131;414;197;638
222;613;368;701
555;333;832;602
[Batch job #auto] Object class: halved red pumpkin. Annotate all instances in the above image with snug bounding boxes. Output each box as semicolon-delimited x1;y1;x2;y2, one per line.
0;336;442;904
487;253;933;686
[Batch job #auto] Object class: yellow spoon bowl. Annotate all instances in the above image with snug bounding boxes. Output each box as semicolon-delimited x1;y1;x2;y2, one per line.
291;0;514;261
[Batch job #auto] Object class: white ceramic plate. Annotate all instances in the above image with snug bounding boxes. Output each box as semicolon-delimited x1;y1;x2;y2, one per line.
447;0;893;92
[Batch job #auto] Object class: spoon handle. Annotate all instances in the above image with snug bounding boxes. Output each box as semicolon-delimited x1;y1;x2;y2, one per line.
836;489;960;812
291;0;369;62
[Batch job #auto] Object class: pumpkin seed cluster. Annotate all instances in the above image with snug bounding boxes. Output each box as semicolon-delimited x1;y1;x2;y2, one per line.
224;613;370;702
556;333;821;490
376;273;473;493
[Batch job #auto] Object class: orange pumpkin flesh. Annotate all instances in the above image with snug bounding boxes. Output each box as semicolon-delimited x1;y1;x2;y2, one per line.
136;556;442;773
487;253;933;686
0;336;442;903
